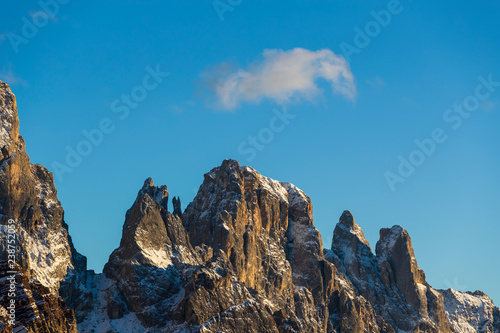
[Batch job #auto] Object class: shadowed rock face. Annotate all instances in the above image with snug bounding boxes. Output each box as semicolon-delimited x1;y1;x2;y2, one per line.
330;211;451;332
376;226;450;332
1;80;498;333
103;177;200;327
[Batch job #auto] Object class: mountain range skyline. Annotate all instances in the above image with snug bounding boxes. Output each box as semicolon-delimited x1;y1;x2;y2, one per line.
1;80;499;330
1;1;499;332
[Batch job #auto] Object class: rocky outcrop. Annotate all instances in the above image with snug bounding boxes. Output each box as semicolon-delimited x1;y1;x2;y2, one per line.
0;261;78;333
0;81;86;331
0;81;72;291
101;177;200;328
172;196;182;216
329;210;451;332
377;226;450;331
182;160;318;331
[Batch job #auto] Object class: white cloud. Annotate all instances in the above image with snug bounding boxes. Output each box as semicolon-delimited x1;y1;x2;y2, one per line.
202;48;356;110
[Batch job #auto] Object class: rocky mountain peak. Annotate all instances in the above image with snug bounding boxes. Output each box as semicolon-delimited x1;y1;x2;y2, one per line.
109;178;180;269
376;225;404;257
0;82;19;149
339;209;354;225
439;288;500;332
220;158;241;170
332;210;371;260
172;196;182;216
329;213;454;332
135;177;169;211
184;159;292;287
100;176;200;328
375;225;425;284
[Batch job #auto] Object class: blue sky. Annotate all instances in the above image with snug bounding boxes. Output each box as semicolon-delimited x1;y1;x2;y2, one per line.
1;0;499;303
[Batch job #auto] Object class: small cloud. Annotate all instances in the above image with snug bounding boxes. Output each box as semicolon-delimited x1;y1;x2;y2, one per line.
365;77;386;90
201;48;356;110
0;66;27;87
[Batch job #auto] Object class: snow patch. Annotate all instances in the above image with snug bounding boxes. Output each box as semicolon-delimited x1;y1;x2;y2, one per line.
135;241;172;268
78;274;149;333
440;288;498;333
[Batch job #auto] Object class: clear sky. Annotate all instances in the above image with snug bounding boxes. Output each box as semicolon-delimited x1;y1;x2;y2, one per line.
1;1;499;303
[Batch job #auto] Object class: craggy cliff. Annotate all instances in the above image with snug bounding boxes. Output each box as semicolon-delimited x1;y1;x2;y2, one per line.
1;81;499;332
0;81;86;332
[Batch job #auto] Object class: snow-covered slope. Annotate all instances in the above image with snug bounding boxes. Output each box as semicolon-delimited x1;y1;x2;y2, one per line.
440;289;500;332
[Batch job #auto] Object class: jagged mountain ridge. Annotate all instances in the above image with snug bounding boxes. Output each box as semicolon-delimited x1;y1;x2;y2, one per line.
0;80;498;332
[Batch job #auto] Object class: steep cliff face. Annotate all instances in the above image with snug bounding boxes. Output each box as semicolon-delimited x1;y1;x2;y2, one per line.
103;178;200;328
1;80;498;333
182;160;331;331
0;81;72;291
0;81;87;332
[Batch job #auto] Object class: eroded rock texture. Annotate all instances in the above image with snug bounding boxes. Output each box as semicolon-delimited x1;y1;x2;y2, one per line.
0;81;87;332
0;261;78;333
439;289;500;333
328;210;450;332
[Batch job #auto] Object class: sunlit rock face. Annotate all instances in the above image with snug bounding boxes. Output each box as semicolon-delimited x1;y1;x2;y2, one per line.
0;81;86;332
0;81;72;292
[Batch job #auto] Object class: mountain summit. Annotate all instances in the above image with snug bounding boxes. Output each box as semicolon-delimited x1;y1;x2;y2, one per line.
0;81;498;332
